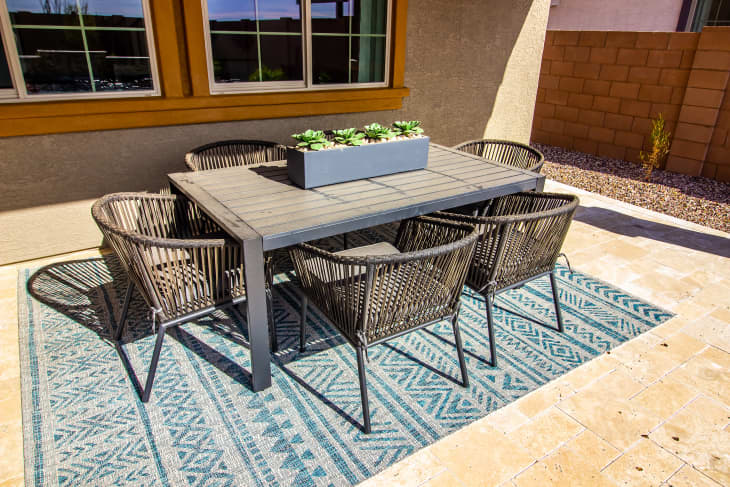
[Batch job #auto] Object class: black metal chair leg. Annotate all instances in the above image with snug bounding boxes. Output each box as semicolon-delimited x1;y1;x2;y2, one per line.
356;347;372;434
549;271;565;333
485;294;498;367
115;281;134;341
299;296;308;353
343;233;349;250
266;288;278;353
141;323;168;403
451;310;469;387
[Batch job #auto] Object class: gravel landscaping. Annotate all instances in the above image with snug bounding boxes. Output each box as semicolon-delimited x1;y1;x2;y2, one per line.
533;144;730;234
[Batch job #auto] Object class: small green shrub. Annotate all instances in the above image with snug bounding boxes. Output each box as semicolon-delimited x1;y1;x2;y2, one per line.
332;128;366;146
363;123;396;141
291;129;333;151
639;114;671;180
392;120;424;137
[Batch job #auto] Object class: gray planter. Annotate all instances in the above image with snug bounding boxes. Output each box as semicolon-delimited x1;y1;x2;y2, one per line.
287;136;430;189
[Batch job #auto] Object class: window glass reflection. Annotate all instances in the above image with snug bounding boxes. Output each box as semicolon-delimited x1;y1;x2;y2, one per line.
259;34;302;81
82;0;145;28
0;37;13;89
6;0;80;26
351;35;384;82
85;30;152;91
311;35;349;84
210;33;258;82
6;0;154;95
14;28;91;93
207;0;304;83
311;0;386;34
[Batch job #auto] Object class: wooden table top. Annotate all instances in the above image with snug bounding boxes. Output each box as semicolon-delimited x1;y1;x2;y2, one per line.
169;143;544;250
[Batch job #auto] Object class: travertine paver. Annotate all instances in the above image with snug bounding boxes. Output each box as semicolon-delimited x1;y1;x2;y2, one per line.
363;181;730;487
2;179;730;487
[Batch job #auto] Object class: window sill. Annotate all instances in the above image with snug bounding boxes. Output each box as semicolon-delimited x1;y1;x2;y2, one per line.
0;86;410;137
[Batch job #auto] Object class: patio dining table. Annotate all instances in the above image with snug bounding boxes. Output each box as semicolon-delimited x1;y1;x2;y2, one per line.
168;143;545;392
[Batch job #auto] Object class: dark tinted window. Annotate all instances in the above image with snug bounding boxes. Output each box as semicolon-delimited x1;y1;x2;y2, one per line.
312;35;349;84
208;0;304;83
0;36;13;89
6;0;154;95
14;28;91;93
311;0;387;85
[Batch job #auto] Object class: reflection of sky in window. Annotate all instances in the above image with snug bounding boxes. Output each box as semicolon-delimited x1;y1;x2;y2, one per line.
208;0;301;20
311;1;350;18
7;0;143;16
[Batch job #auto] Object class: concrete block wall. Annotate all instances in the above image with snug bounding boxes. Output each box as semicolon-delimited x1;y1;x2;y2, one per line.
669;28;730;180
533;27;730;182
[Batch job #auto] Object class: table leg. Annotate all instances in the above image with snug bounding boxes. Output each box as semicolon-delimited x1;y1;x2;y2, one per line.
535;174;546;192
243;237;273;392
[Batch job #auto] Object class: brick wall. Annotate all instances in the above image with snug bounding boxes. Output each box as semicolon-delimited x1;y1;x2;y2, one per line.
533;27;730;182
709;83;730;181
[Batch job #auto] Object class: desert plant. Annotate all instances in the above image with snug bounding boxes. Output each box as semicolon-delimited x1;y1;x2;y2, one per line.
291;130;333;151
639;114;671;180
332;128;366;146
392;120;424;137
363;123;396;141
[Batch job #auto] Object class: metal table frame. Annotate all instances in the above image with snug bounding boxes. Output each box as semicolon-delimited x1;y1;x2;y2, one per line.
168;143;545;392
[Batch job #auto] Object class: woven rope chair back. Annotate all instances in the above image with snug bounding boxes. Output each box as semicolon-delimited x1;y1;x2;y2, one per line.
438;192;578;294
289;217;479;346
92;193;243;321
185;140;287;171
453;139;545;173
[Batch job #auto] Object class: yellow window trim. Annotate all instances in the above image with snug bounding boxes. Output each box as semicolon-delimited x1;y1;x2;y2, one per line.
0;0;409;138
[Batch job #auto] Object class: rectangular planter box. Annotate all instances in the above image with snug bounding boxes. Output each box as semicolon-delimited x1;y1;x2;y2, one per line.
287;136;430;189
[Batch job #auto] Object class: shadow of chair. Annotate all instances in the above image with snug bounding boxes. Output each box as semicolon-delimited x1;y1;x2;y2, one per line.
25;255;260;393
25;255;410;431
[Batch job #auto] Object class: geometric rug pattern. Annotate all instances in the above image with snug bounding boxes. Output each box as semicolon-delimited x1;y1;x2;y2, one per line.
18;225;673;486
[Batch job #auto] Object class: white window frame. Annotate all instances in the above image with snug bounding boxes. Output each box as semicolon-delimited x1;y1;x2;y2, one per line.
202;0;391;95
0;0;160;103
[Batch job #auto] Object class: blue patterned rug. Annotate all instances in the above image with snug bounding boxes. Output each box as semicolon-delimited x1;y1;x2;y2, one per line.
18;226;673;486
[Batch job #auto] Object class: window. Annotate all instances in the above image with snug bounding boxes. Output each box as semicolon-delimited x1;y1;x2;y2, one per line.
0;0;159;100
691;0;730;30
0;29;15;97
0;1;409;137
203;0;391;93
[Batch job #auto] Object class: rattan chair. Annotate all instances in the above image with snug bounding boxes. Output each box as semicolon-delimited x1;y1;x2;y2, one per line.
448;139;545;216
289;216;479;433
454;139;544;173
185;139;287;171
92;192;277;402
437;192;579;367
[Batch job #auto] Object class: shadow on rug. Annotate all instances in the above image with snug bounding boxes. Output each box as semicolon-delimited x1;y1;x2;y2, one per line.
18;228;673;486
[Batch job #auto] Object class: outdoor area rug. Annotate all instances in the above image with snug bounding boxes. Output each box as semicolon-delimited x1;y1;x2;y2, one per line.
18;226;674;487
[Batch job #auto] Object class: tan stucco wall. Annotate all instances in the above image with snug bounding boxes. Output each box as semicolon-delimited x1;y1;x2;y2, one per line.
547;0;685;32
0;0;549;265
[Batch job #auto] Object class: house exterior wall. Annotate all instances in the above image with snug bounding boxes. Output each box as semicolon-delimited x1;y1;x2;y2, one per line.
547;0;686;32
0;0;550;265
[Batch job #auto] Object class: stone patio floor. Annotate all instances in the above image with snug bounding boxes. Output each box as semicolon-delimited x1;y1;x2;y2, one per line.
0;180;728;487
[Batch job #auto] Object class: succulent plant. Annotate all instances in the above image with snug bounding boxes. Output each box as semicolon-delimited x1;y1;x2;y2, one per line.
332;128;366;146
392;120;424;137
363;123;396;141
291;129;333;151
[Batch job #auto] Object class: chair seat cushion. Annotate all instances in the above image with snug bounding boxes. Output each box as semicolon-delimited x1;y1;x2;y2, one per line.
304;242;400;284
334;242;400;258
